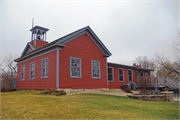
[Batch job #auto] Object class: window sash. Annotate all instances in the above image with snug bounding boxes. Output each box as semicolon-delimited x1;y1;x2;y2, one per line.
145;73;148;77
92;61;100;78
136;71;138;77
108;67;113;81
70;57;81;77
119;69;124;82
42;58;48;78
128;70;133;82
21;66;25;80
30;62;35;79
140;72;144;77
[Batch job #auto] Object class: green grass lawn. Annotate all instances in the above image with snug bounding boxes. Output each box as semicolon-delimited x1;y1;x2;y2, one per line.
1;90;179;119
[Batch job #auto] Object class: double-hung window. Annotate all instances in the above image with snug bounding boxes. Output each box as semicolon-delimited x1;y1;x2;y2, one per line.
70;57;81;78
30;62;35;79
21;65;25;80
92;60;100;78
108;67;113;81
128;69;133;82
140;71;144;77
118;68;124;82
136;71;139;77
42;58;48;78
145;73;148;77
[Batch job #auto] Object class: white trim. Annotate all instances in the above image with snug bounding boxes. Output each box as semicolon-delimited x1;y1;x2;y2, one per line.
108;67;114;82
15;44;63;63
70;57;81;78
17;48;59;64
56;49;59;88
105;57;108;85
29;43;35;50
92;60;101;79
118;68;124;82
128;69;133;82
21;65;25;81
30;62;35;80
41;58;49;78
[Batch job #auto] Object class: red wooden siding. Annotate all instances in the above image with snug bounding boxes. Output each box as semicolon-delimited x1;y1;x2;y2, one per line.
32;40;48;47
16;51;57;90
108;66;150;89
59;33;108;89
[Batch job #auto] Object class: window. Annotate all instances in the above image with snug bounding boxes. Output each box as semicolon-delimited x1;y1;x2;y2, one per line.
70;57;81;78
42;58;48;78
145;73;148;77
92;60;100;78
30;62;35;79
136;71;139;77
21;65;25;80
140;72;144;77
128;69;133;82
118;68;124;82
108;67;113;81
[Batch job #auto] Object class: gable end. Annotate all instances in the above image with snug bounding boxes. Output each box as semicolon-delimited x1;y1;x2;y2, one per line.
56;26;112;57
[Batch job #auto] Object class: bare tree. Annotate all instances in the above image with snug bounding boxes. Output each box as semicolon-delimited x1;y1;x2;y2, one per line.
134;56;156;76
0;54;18;91
155;53;179;84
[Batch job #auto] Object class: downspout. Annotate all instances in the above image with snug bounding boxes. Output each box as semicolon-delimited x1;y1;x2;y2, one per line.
105;57;108;86
136;68;138;86
56;48;59;89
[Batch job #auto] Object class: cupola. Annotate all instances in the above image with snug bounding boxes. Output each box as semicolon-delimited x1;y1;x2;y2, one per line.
30;26;49;47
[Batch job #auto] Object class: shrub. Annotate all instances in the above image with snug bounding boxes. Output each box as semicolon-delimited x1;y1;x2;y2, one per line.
1;73;15;92
39;89;66;96
138;76;157;90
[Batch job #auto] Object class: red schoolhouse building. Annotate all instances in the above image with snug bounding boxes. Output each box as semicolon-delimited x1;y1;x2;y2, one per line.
14;26;153;90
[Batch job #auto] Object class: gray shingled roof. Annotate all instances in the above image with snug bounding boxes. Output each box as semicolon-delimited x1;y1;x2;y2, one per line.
108;62;154;71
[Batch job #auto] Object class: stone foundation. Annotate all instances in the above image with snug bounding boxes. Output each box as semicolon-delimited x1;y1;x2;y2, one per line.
127;93;174;102
57;88;109;95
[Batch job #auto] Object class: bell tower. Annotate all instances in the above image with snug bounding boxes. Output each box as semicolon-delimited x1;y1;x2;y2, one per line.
30;26;49;47
30;26;49;41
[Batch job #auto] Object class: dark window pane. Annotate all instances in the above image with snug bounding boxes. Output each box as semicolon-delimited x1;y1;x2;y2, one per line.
119;69;122;74
129;76;132;81
119;76;123;81
136;72;138;76
108;75;113;81
108;68;112;74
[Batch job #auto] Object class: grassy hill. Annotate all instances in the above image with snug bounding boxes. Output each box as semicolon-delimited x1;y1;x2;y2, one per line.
1;90;179;119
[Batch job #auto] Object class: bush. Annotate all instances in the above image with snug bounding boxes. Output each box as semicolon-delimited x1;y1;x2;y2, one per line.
124;88;132;93
39;89;66;96
138;76;157;89
1;73;15;92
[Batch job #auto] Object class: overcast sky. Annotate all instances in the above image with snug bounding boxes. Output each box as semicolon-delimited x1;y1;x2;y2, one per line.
0;0;179;65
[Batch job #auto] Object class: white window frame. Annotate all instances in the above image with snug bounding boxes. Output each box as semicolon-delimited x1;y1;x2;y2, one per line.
92;60;100;79
145;73;148;77
128;69;133;82
30;62;35;80
140;71;144;77
108;67;113;82
70;57;81;78
41;58;48;78
118;68;124;82
21;65;25;81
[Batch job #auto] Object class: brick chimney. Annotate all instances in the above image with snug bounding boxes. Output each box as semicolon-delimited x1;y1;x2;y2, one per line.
133;63;136;67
